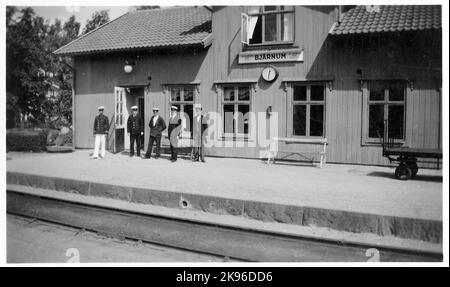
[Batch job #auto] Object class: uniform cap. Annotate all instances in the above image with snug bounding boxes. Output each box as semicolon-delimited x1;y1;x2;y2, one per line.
131;106;138;110
194;103;202;109
98;106;105;110
152;107;160;111
170;106;178;110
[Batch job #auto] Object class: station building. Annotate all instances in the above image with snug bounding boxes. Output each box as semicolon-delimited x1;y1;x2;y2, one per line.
54;5;442;166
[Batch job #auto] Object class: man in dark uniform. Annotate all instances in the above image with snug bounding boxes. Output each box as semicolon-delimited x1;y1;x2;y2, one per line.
145;107;166;159
127;105;143;157
192;103;208;162
168;106;182;162
92;106;110;159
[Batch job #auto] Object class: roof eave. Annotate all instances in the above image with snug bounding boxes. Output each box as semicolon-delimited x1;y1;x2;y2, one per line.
329;27;442;36
55;42;208;57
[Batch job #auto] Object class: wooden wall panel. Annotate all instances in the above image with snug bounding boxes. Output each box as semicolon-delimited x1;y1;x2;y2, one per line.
73;6;441;167
74;93;115;149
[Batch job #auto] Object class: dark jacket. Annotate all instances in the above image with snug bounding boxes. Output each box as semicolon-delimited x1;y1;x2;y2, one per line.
93;114;110;134
127;115;143;135
149;115;166;137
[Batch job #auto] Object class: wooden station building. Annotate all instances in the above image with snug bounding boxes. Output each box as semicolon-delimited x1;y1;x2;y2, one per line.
54;5;442;166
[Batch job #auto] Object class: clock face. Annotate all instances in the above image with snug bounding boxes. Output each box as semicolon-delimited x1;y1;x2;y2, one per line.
262;66;278;82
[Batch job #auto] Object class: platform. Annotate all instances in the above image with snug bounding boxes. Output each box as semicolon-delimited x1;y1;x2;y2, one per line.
6;150;443;244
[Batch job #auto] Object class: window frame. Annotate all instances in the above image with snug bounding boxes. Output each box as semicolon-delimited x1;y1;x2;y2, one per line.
361;80;407;145
115;88;124;128
287;82;327;139
244;6;295;46
219;84;253;139
167;85;198;138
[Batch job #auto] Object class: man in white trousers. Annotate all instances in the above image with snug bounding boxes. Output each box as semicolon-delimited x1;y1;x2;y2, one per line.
92;106;110;159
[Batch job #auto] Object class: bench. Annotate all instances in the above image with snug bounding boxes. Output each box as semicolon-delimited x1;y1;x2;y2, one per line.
160;131;197;160
266;137;328;168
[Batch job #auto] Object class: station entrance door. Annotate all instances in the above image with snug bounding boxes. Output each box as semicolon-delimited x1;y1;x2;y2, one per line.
113;86;145;153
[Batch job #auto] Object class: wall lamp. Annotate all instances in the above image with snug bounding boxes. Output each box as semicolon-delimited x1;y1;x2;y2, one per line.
124;60;136;74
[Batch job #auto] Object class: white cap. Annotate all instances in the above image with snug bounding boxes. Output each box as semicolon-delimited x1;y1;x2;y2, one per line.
152;107;160;111
194;103;202;109
131;106;138;110
170;106;178;110
98;106;105;110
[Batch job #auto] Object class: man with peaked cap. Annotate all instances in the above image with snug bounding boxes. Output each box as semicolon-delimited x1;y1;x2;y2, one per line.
92;106;110;159
168;105;182;162
145;107;166;159
192;103;208;162
127;105;143;157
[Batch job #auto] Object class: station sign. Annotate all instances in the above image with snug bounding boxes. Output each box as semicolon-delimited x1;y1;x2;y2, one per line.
238;48;304;64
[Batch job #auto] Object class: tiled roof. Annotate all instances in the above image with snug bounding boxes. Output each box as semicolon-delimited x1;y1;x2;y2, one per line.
330;5;441;35
54;6;212;55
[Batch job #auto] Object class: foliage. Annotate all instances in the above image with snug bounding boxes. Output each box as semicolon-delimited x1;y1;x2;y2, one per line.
6;7;81;129
6;7;112;130
7;7;52;124
6;129;48;152
82;10;110;34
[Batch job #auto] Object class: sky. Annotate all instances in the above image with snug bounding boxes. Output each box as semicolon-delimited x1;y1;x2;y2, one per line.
19;6;132;31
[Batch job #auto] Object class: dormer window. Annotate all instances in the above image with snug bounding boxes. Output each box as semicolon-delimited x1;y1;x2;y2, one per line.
241;6;294;45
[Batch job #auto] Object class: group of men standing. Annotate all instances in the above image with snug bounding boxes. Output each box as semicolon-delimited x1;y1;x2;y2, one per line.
92;104;207;162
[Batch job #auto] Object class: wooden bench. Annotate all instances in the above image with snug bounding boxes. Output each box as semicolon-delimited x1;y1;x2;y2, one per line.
159;132;194;159
266;137;328;168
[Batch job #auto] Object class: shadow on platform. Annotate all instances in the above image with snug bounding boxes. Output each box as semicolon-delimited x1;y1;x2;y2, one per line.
116;150;193;161
367;171;443;182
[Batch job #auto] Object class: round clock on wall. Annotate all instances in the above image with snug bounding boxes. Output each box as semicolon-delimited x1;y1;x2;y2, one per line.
261;66;278;82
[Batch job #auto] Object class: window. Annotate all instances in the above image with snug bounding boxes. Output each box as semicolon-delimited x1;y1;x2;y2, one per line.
115;88;124;127
291;84;325;137
366;81;405;141
222;85;251;137
241;6;294;45
169;86;196;137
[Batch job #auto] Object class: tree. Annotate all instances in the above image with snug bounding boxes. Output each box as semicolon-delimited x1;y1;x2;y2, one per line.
63;15;81;40
42;15;80;127
6;7;50;126
6;6;17;25
82;10;109;35
6;7;81;129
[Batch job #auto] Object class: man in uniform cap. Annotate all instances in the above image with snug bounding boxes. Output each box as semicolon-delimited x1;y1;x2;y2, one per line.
168;105;182;162
92;106;109;159
145;107;166;159
192;103;208;162
127;106;143;157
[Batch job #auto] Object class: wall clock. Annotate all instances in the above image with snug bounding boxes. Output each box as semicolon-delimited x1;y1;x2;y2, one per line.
261;66;278;82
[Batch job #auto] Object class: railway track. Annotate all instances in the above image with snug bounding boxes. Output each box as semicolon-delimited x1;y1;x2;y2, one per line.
7;190;442;262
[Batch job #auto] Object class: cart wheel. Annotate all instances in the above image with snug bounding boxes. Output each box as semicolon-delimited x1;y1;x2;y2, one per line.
395;164;412;180
406;161;418;177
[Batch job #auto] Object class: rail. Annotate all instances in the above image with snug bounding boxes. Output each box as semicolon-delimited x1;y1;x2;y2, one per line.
7;190;441;262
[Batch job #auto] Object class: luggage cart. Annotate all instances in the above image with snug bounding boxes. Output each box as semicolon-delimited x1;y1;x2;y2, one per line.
381;120;442;180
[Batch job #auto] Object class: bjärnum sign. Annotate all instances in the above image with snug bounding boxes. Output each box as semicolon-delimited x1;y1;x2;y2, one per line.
238;48;304;64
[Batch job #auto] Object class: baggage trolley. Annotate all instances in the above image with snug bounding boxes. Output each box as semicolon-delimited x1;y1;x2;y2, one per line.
381;120;442;180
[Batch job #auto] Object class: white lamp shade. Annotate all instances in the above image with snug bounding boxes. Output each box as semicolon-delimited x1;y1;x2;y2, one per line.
124;64;133;73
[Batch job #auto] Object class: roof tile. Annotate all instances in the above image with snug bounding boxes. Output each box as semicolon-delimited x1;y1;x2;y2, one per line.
55;6;212;55
331;5;441;35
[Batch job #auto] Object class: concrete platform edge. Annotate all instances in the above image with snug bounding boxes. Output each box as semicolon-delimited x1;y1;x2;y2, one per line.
6;171;443;244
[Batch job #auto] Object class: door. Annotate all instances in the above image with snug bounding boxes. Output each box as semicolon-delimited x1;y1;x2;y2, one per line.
114;86;126;153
